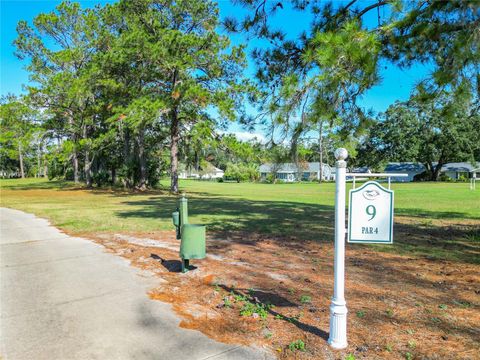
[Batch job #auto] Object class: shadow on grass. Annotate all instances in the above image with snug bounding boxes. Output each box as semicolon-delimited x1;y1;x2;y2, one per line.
1;179;171;196
396;208;479;220
5;179;478;264
116;196;335;241
115;195;480;264
1;179;79;190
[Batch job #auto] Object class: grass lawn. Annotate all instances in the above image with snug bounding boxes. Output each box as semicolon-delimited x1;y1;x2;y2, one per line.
1;177;479;263
0;179;480;263
1;178;479;359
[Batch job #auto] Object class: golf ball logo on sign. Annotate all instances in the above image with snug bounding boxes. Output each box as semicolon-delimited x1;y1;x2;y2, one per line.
348;181;393;244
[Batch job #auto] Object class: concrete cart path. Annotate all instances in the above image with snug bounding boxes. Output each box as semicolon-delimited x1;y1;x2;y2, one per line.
0;208;272;360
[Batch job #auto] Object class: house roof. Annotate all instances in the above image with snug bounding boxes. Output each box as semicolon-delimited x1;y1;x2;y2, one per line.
440;162;480;172
259;162;331;173
384;162;425;173
351;166;371;173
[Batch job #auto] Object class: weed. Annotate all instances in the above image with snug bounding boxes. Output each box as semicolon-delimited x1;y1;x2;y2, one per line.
431;317;441;323
288;340;306;352
356;310;366;318
264;331;273;339
420;219;433;227
275;314;283;320
213;283;221;292
288;288;295;295
439;304;448;310
300;295;312;304
223;296;232;308
385;309;394;317
404;352;413;360
408;340;416;349
406;329;415;335
385;344;393;352
453;300;471;308
232;293;248;302
345;354;356;360
239;301;271;319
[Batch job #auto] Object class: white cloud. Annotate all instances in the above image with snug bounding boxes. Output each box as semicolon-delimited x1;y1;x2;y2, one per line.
219;130;267;144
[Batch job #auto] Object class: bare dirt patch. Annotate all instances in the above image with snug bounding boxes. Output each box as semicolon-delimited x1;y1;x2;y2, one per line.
86;230;480;360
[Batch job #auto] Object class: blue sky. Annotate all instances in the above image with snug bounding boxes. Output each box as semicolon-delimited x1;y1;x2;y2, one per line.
0;0;431;139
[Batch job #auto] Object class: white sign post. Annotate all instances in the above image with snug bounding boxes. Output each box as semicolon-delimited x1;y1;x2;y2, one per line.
348;181;394;244
328;148;348;349
328;149;404;350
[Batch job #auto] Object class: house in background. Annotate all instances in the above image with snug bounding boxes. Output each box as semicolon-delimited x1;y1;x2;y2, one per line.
441;162;480;180
384;162;426;182
179;163;224;180
383;161;480;182
259;162;334;182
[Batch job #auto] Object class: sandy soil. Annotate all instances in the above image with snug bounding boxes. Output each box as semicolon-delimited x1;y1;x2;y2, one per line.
83;223;480;360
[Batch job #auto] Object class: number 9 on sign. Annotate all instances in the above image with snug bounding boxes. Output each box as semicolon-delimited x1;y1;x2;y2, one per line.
366;205;376;221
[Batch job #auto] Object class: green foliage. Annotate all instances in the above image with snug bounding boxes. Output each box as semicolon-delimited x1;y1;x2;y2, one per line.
224;162;259;182
356;310;366;318
227;0;479;166
11;0;250;191
223;296;233;308
239;302;269;319
288;339;306;352
0;95;42;178
359;87;480;180
299;295;311;304
453;300;471;309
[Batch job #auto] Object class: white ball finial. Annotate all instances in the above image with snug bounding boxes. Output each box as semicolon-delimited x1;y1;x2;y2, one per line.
335;148;348;161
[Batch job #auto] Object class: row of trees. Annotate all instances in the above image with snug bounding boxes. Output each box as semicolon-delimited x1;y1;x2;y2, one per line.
1;0;479;185
4;0;252;191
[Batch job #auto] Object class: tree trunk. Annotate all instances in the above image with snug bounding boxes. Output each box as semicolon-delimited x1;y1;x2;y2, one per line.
72;149;79;183
122;128;131;188
84;150;93;188
318;120;324;182
137;129;147;190
111;167;116;185
68;115;79;183
432;162;443;181
170;109;180;193
18;144;25;178
83;124;93;188
36;147;41;178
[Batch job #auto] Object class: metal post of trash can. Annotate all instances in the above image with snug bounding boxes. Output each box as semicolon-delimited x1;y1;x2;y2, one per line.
179;194;188;228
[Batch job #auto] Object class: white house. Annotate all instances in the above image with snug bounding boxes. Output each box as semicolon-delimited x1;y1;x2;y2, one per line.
179;166;224;180
441;162;480;180
259;162;334;182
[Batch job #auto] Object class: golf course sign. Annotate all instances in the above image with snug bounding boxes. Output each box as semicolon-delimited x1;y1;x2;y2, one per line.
348;181;394;244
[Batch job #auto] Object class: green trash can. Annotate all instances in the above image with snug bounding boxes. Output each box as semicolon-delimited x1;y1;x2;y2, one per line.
180;224;206;272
